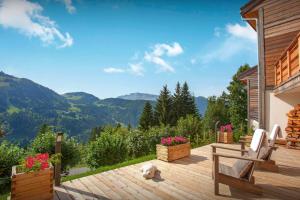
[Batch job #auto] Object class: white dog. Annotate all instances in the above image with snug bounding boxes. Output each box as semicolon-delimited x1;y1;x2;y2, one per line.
140;163;158;179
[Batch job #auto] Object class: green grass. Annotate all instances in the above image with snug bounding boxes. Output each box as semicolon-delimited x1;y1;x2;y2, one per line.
6;105;21;114
0;185;10;200
62;154;156;182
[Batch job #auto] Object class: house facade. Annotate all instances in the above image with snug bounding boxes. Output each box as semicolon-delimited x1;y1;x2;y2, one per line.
240;0;300;137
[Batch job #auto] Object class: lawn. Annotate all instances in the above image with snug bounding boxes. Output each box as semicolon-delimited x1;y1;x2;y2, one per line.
62;154;156;182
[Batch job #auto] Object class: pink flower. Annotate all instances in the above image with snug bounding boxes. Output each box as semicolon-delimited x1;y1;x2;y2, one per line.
161;136;187;146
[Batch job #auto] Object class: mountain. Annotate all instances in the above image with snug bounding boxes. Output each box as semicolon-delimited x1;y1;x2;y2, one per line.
0;72;208;144
118;92;208;116
195;96;208;117
0;72;152;143
118;93;158;101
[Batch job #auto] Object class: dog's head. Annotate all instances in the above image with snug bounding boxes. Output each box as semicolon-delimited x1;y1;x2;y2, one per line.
140;163;157;179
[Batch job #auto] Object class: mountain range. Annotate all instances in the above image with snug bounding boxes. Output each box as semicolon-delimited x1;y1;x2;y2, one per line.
0;72;207;143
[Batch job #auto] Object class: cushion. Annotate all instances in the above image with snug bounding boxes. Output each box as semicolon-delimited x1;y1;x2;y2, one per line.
269;124;281;146
250;129;265;152
232;158;254;178
219;164;239;178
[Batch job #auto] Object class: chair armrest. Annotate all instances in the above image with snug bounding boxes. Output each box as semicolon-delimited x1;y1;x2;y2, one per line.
213;153;264;163
211;144;248;152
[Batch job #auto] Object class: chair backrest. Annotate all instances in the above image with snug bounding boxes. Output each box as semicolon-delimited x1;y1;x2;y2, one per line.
269;124;282;147
233;129;266;180
249;129;266;157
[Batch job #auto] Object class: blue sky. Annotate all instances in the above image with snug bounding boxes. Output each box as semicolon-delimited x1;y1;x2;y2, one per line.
0;0;257;99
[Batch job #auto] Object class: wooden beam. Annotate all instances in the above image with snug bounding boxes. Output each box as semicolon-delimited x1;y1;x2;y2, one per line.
54;132;63;186
279;60;282;84
247;79;250;129
257;7;265;129
287;50;290;78
298;37;300;72
213;155;219;195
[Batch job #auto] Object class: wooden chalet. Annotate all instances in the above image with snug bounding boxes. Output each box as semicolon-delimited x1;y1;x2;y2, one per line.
241;0;300;139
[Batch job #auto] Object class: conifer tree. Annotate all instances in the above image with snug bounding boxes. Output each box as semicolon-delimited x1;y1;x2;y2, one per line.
181;82;198;117
139;101;154;131
172;82;183;124
154;85;173;126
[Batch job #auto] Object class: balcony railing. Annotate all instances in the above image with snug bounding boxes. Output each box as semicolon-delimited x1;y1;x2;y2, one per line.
275;34;300;86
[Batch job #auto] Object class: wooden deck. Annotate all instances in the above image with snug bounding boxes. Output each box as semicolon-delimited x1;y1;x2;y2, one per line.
54;144;300;200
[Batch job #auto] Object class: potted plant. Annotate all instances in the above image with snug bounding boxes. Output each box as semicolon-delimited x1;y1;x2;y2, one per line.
156;136;191;162
11;153;60;200
218;124;233;144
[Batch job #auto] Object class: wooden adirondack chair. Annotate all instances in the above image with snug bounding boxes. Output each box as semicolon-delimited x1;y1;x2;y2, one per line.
240;124;282;172
211;129;266;195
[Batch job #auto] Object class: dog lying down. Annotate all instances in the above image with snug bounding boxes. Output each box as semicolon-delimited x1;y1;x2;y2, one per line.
140;163;160;179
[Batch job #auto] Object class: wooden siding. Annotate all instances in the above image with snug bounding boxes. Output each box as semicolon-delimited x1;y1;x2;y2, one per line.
248;71;259;122
264;0;300;87
54;144;300;200
275;34;300;86
245;0;300;87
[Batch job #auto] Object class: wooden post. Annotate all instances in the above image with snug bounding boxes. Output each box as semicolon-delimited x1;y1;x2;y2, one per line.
241;142;245;156
298;37;300;72
213;155;219;195
55;132;63;186
279;60;282;84
258;7;265;129
287;50;290;78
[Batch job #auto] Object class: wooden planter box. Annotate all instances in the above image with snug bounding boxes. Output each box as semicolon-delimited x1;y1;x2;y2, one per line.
218;132;233;144
156;142;191;162
11;165;54;200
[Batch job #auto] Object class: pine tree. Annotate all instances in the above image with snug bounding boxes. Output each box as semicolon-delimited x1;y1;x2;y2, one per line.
181;82;198;117
154;85;173;126
139;101;154;131
172;82;183;124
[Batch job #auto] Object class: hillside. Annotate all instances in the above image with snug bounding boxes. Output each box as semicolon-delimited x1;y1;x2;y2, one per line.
0;72;151;143
0;72;207;143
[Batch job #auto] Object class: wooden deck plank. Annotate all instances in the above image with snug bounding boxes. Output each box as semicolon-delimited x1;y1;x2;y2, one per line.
55;144;300;200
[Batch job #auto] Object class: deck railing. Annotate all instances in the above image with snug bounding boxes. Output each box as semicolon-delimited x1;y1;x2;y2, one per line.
275;34;300;86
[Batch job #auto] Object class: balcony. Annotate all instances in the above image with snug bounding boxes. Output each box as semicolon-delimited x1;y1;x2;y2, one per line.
54;144;300;199
275;34;300;87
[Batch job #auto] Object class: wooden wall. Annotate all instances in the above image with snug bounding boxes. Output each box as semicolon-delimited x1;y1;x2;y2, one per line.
252;0;300;88
248;70;259;122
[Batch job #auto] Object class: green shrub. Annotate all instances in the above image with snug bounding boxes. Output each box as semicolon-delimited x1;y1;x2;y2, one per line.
0;141;24;178
145;126;172;152
30;131;80;171
86;132;127;168
176;115;202;143
0;141;24;192
126;130;150;158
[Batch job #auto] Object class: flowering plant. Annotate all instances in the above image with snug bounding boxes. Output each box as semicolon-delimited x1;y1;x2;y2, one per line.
161;136;188;146
220;124;233;133
19;153;61;173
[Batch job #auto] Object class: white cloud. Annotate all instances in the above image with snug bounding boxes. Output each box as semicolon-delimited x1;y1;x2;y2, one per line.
129;63;144;76
144;42;183;72
226;23;257;42
198;23;257;64
57;0;76;14
214;27;221;37
0;0;73;48
103;67;125;73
